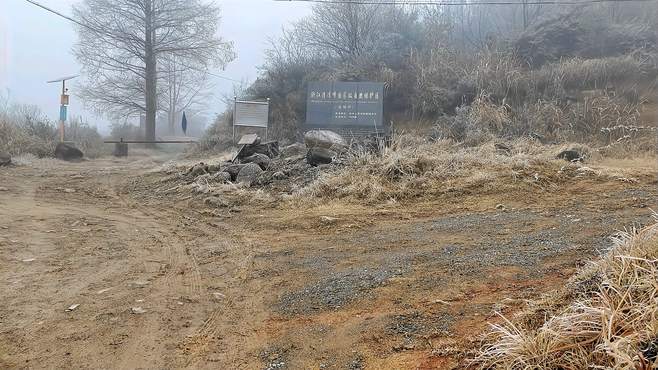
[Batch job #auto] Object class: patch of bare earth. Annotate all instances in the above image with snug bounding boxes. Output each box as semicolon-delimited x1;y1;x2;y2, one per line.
0;156;655;369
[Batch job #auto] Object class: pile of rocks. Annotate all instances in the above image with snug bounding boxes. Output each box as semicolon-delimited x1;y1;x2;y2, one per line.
186;160;269;187
183;130;348;190
184;135;280;187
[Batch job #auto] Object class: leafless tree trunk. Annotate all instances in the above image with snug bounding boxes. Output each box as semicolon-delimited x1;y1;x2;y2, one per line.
144;0;157;143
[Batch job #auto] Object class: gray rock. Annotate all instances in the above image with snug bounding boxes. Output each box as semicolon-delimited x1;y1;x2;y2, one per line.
210;171;232;183
281;143;307;158
223;164;245;181
557;150;583;162
207;164;222;173
238;142;280;159
241;153;271;170
55;142;84;161
0;152;11;166
304;130;347;150
236;163;263;185
187;163;208;177
307;147;335;166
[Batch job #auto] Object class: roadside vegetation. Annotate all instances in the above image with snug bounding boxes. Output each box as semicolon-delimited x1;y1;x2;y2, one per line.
192;1;657;205
296;136;581;202
475;219;658;369
0;93;104;158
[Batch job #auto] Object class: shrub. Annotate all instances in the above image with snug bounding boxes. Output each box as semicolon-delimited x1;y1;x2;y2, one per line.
0;103;104;158
0;104;57;157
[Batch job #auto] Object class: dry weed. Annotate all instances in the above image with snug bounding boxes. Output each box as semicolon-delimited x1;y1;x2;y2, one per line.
475;217;658;369
296;134;562;202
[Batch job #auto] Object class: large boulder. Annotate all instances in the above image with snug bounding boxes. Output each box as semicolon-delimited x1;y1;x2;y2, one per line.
306;147;335;166
55;142;84;161
240;153;271;170
236;163;263;185
304;130;347;151
280;143;307;158
0;153;11;166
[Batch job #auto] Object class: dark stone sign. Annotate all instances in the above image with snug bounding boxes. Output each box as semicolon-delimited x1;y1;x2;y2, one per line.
305;82;384;131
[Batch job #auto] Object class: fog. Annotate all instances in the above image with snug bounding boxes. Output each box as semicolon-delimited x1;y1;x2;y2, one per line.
0;0;311;134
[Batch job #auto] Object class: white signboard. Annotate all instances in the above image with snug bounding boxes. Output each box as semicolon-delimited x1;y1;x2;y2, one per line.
234;100;269;128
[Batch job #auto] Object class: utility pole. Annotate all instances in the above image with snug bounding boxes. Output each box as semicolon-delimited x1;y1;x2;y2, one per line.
522;0;528;30
47;75;78;142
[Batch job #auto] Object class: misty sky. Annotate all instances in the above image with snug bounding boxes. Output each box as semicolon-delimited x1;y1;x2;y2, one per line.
0;0;311;133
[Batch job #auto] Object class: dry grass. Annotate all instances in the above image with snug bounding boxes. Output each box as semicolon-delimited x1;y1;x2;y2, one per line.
532;53;652;95
475;217;658;369
0;114;57;158
295;133;592;202
0;105;104;158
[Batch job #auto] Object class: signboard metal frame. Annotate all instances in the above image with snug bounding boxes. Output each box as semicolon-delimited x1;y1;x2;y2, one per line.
233;98;270;142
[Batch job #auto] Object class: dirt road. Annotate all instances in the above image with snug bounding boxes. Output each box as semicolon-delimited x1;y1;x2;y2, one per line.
0;156;655;369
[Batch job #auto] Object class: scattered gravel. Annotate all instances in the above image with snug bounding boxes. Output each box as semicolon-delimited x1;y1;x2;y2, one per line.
277;268;404;315
388;311;453;337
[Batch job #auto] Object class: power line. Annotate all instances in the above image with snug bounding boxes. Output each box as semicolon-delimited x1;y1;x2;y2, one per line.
274;0;657;5
22;0;243;84
24;0;95;30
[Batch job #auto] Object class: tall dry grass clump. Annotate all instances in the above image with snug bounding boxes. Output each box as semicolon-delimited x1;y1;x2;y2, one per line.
475;218;658;369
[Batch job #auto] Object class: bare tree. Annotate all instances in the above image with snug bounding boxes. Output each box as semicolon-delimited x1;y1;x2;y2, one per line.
291;2;421;67
73;0;234;142
160;57;212;135
295;2;386;60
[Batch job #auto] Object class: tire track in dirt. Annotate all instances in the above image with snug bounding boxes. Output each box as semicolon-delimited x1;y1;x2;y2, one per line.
52;164;212;367
176;237;259;368
111;191;205;300
106;190;234;367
